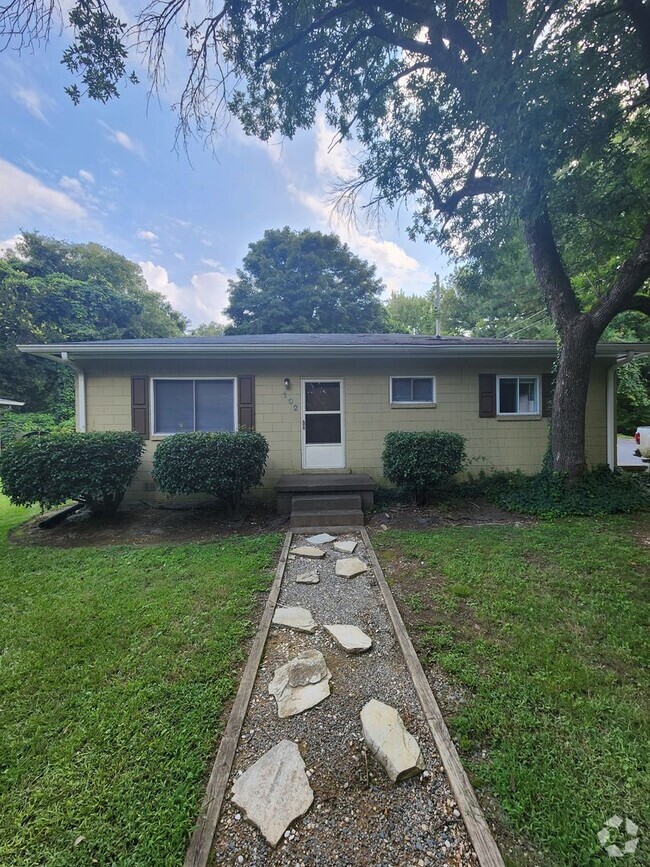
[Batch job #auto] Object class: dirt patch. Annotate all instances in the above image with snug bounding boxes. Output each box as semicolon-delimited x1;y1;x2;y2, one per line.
367;498;533;532
10;503;288;548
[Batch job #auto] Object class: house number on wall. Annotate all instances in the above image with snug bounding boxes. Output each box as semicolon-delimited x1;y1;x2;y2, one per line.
283;391;298;411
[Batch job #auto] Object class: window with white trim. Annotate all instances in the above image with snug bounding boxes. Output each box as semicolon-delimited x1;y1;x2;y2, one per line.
390;376;435;404
497;376;540;415
153;379;236;434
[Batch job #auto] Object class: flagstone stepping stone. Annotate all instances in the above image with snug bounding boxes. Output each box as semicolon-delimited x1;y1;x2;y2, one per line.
272;606;318;633
360;699;425;783
306;532;337;544
268;649;332;718
324;624;372;654
335;557;368;578
290;546;326;558
334;539;357;554
296;570;320;584
232;739;314;847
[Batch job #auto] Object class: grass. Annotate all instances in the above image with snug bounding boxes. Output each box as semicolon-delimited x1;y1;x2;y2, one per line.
0;497;280;866
374;517;649;866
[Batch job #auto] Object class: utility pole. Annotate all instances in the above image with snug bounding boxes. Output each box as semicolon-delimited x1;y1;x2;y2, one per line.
434;273;441;337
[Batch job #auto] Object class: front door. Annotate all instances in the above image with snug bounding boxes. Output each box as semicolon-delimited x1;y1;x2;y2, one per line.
301;379;345;469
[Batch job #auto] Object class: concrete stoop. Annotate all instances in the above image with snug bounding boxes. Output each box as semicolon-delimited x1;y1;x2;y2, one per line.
289;493;364;528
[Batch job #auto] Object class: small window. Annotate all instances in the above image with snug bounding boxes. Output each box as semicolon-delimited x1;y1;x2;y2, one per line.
390;377;435;404
497;376;539;415
153;379;235;434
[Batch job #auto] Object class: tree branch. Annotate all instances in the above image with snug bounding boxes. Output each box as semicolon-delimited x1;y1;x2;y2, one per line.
592;219;650;330
622;293;650;315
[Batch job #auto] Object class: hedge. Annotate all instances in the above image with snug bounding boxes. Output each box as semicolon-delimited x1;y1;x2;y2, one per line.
0;431;145;515
152;431;269;514
382;430;466;504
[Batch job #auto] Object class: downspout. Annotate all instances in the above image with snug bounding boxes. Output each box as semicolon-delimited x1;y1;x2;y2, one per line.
606;365;616;470
61;352;87;433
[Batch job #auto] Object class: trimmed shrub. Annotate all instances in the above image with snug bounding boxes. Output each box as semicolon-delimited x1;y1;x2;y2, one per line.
152;431;269;514
0;411;75;449
0;431;145;515
382;430;466;504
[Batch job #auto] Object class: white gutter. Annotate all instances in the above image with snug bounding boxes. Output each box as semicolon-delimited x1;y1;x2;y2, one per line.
61;351;86;432
16;341;650;361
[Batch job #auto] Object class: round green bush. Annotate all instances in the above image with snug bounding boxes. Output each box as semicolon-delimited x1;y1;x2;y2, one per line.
0;431;145;515
151;431;269;514
382;430;467;504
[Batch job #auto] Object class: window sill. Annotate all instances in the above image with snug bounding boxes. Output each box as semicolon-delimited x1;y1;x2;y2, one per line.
390;402;437;409
496;414;543;421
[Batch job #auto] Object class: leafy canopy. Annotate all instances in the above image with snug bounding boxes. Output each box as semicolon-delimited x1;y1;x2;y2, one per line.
225;227;388;333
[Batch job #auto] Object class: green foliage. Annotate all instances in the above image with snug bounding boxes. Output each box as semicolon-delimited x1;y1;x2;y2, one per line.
225;227;388;334
152;431;269;513
462;467;650;518
382;431;466;505
0;432;144;515
0;411;74;448
0;495;279;866
0;233;187;416
384;290;438;335
189;320;226;336
617;359;650;434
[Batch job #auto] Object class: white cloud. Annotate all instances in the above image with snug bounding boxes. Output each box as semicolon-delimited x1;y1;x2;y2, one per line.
12;87;52;123
200;257;221;268
99;122;146;158
0;159;87;222
79;169;95;184
287;182;428;297
0;234;22;254
314;114;357;181
137;229;158;241
139;261;231;327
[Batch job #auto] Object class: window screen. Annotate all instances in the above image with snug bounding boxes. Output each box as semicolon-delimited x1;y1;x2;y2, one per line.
391;377;434;403
153;379;235;433
497;377;539;415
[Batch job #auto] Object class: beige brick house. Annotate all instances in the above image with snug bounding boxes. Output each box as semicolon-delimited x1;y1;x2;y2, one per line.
19;334;644;504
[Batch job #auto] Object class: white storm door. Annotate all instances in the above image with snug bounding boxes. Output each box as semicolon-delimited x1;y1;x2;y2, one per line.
301;380;345;469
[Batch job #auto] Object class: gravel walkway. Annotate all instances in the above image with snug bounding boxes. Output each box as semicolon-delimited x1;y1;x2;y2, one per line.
210;531;477;866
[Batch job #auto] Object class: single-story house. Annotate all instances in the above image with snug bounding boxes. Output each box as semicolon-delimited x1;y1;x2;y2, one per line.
18;335;649;508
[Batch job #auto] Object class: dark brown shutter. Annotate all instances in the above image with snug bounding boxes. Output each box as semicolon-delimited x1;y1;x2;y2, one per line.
238;376;255;430
131;376;149;438
478;374;496;418
541;373;554;418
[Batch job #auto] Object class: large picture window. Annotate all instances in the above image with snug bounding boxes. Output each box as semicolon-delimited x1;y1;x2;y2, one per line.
390;376;435;404
497;376;540;415
153;379;236;434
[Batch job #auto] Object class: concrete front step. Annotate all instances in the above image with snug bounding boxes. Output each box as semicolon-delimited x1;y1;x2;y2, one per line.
290;509;365;528
289;493;365;528
291;493;362;513
277;473;375;514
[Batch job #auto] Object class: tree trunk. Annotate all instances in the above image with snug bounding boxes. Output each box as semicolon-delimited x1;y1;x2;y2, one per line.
550;316;600;478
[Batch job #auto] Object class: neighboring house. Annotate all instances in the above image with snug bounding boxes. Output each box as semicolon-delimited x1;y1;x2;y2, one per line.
18;335;649;503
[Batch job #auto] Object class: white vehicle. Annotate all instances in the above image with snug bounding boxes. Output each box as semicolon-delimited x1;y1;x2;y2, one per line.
634;426;650;459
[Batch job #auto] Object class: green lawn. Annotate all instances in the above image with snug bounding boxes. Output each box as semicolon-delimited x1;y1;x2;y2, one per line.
374;517;649;866
0;497;280;866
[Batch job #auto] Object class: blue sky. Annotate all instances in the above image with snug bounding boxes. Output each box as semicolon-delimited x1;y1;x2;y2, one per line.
0;24;450;328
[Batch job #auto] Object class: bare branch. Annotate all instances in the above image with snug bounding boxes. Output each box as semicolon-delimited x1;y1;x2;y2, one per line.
0;0;60;49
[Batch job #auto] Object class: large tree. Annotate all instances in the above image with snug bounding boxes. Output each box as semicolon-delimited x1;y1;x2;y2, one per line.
4;0;649;476
224;227;387;333
0;233;187;412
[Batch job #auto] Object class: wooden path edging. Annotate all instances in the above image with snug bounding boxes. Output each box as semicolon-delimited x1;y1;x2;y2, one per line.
183;531;293;867
184;526;504;867
360;527;506;867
